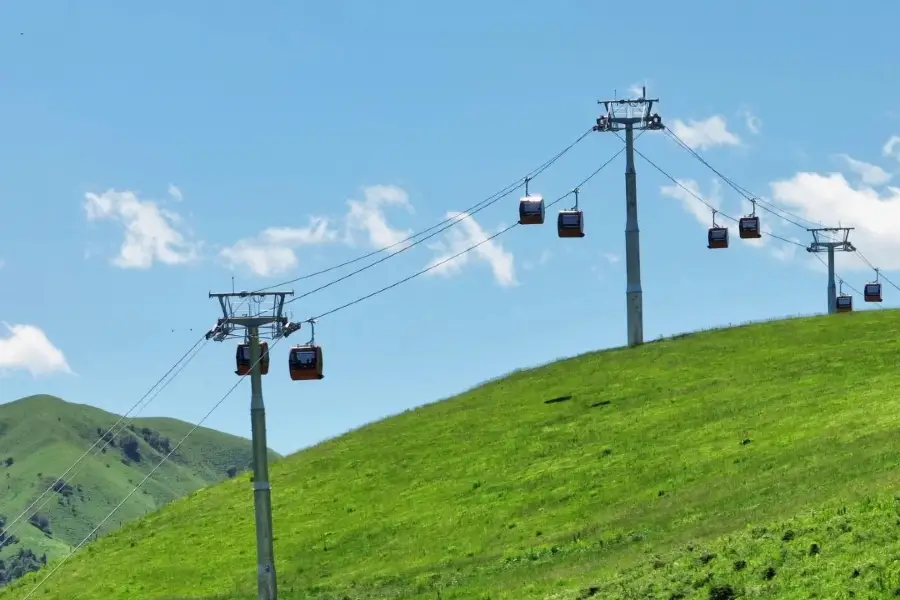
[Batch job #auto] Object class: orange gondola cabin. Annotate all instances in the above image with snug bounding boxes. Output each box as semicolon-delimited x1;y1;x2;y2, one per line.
289;345;324;381
835;294;853;313
235;342;270;376
707;226;729;249
864;282;883;303
557;209;585;238
518;195;545;225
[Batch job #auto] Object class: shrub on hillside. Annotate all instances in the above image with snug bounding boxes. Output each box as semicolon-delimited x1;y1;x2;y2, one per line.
95;428;116;447
0;548;48;587
119;434;141;463
0;515;18;550
27;513;50;535
126;425;172;456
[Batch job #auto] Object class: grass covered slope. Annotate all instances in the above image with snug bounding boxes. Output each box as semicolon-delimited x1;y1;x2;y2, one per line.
589;493;900;598
5;311;900;600
0;396;278;578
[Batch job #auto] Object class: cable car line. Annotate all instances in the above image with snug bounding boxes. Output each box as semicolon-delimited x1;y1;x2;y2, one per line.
250;127;596;295
234;147;626;382
18;338;279;600
634;143;889;304
668;129;900;305
0;293;254;540
259;178;530;314
666;130;815;232
303;147;626;323
855;250;900;293
241;143;628;326
663;128;822;231
851;249;898;302
629;143;807;249
0;334;210;545
0;338;209;543
0;290;250;549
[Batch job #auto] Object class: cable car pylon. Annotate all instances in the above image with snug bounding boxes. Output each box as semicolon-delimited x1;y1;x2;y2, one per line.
805;227;855;314
593;85;665;348
205;288;295;600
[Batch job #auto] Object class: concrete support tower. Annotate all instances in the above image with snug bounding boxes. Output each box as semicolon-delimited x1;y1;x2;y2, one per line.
806;228;855;313
206;290;294;600
593;87;664;347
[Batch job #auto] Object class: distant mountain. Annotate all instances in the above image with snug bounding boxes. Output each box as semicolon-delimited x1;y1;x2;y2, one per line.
0;394;279;587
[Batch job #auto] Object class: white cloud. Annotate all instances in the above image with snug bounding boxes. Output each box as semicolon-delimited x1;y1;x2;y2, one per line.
0;259;4;271
220;217;338;277
770;240;799;262
669;116;741;150
167;184;183;202
0;323;72;377
602;252;621;264
426;212;516;286
738;109;762;135
84;189;200;269
219;183;412;278
345;185;414;249
660;178;724;227
883;136;900;162
836;154;892;186
769;172;900;270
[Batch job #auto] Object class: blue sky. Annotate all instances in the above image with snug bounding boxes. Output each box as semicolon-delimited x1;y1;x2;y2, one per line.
1;1;899;455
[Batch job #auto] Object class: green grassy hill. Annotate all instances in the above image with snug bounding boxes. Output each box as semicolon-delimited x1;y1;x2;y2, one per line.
4;311;900;600
0;395;279;587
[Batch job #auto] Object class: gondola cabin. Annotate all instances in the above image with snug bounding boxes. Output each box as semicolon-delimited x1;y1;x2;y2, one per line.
557;210;585;238
235;342;269;376
738;216;761;239
707;227;729;249
864;282;883;303
518;195;545;225
835;294;853;313
288;345;324;381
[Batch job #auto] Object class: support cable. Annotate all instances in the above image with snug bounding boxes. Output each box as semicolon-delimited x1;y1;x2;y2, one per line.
1;338;208;542
18;336;279;600
661;128;899;300
303;146;627;321
0;335;210;543
854;249;900;293
634;139;890;306
663;128;822;230
627;141;806;249
251;127;595;294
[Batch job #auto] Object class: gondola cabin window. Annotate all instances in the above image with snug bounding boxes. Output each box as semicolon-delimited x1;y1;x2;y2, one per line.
560;213;580;227
293;349;316;366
